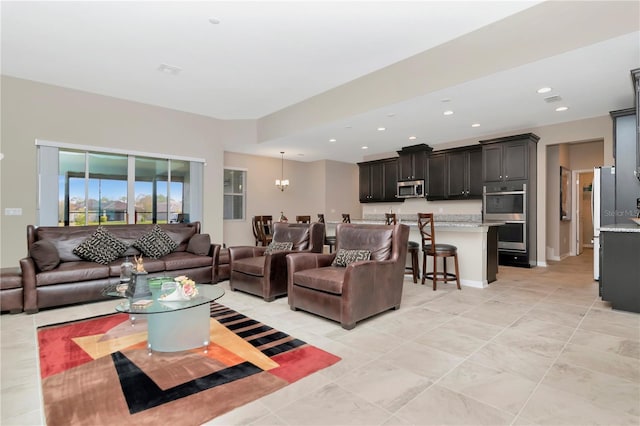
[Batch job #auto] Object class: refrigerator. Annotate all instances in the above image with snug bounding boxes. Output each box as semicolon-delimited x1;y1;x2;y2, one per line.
592;166;616;281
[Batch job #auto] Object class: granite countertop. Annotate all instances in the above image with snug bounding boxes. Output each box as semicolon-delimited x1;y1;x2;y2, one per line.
328;214;503;228
599;223;640;233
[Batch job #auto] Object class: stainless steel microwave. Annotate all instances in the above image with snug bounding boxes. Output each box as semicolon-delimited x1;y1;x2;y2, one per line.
397;179;424;198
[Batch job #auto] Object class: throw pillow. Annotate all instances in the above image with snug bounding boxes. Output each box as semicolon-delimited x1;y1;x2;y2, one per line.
331;248;371;267
264;241;293;255
133;224;178;259
30;239;60;271
73;227;128;264
187;234;211;256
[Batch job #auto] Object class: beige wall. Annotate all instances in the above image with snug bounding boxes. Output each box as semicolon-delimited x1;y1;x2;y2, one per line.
0;76;228;266
222;152;358;247
546;145;561;260
570;140;606;170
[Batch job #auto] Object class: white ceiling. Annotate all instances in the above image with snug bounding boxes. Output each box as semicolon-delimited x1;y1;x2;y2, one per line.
2;1;639;163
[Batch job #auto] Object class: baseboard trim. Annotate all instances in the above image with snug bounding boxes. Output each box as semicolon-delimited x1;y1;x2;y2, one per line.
461;279;488;289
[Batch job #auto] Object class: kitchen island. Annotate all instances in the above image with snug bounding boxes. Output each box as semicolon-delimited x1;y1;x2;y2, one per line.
599;223;640;313
326;216;502;288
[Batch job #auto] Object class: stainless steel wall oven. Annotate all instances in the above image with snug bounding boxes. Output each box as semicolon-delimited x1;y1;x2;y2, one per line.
484;183;527;252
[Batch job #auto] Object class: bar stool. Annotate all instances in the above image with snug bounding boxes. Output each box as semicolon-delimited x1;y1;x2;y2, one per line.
385;213;419;283
317;214;336;253
296;215;311;223
342;213;351;223
417;213;461;291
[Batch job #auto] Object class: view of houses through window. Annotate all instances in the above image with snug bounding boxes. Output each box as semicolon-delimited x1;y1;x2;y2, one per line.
59;149;187;226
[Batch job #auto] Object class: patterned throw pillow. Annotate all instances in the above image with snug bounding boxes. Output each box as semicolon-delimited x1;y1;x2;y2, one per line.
331;249;371;267
264;241;293;255
73;227;128;265
133;224;178;259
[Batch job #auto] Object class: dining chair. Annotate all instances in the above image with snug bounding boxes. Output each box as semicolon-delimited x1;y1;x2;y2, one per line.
295;215;311;224
317;214;336;252
252;216;273;246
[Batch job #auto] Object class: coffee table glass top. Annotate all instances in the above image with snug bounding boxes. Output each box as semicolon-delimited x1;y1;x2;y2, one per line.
105;278;224;314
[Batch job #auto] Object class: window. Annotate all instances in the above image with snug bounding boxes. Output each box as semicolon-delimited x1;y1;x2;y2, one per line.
38;141;204;227
223;169;245;220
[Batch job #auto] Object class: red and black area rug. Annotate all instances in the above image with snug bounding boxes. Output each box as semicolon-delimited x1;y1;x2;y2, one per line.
38;303;340;425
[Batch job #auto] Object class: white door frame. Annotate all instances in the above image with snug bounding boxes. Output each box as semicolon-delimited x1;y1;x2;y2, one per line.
571;168;594;256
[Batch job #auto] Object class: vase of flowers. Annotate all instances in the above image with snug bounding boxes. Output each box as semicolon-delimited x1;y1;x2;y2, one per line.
160;275;198;301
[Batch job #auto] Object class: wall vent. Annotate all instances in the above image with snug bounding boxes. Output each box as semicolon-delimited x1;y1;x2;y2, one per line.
544;95;563;103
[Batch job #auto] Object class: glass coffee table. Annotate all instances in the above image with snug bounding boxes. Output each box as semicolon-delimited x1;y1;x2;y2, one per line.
106;280;225;353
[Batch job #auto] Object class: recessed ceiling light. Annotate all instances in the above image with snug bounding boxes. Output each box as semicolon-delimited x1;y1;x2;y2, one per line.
329;138;337;143
208;17;221;25
158;63;182;75
377;127;386;131
361;146;369;150
537;87;552;94
471;123;481;128
408;136;417;140
443;110;454;116
555;106;569;112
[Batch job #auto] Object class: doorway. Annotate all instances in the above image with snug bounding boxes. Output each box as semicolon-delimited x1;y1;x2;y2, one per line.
572;169;594;256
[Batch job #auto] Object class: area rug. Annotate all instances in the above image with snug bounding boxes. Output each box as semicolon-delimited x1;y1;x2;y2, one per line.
38;302;341;426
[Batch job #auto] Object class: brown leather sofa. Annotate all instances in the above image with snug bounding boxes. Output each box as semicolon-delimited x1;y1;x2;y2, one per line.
286;223;409;329
20;222;221;313
213;246;230;283
229;222;325;301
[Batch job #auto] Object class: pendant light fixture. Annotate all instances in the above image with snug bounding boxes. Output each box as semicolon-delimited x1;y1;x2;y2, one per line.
275;151;289;191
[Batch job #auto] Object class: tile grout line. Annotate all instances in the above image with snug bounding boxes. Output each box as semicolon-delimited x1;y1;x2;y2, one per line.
509;295;600;425
379;286;549;424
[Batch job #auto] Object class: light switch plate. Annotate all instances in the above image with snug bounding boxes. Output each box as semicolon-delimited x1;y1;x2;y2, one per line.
5;208;22;216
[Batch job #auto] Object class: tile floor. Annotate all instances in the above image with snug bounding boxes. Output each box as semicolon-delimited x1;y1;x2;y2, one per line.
1;249;639;425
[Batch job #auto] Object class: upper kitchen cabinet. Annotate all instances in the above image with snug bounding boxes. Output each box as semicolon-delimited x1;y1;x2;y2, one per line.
358;158;403;203
426;147;482;201
480;133;539;183
397;144;432;181
426;153;446;200
446;146;483;199
632;68;640;182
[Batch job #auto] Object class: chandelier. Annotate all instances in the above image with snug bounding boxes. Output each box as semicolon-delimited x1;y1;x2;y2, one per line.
275;151;289;191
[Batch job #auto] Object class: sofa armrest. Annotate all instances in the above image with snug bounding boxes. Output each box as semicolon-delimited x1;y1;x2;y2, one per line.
19;257;38;314
228;246;266;264
211;243;222;283
341;259;403;320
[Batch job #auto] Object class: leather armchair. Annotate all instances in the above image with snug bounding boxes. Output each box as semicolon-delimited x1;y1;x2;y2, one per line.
229;222;325;301
286;223;409;330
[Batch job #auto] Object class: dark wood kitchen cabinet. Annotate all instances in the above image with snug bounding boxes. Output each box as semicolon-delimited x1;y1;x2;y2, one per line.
397;144;431;181
446;147;482;199
426;147;481;200
481;134;539;183
600;230;640;313
358;158;402;203
633;68;640;182
426;153;446;200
